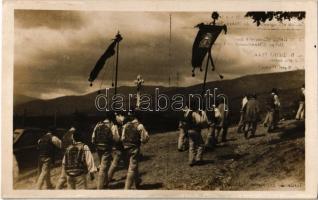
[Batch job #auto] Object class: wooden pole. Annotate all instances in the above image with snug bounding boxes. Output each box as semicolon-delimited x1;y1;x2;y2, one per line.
169;14;172;88
135;75;144;109
114;38;120;95
202;51;211;96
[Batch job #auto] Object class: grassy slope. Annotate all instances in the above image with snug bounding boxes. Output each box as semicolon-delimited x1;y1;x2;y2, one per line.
14;119;304;190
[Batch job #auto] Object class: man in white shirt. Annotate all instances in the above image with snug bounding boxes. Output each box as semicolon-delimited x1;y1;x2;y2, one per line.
295;84;305;120
237;94;248;133
268;88;281;132
178;106;190;152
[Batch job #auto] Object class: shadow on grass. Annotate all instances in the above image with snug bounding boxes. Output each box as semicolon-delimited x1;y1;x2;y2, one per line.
139;154;153;162
139;182;163;190
268;121;304;145
252;133;266;138
280;121;304;139
225;138;237;142
217;153;246;161
195;160;215;166
108;181;125;189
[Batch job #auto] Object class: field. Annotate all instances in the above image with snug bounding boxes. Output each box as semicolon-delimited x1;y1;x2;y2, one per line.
14;119;304;190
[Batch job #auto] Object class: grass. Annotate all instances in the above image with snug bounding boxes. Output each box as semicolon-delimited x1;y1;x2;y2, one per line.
14;120;304;190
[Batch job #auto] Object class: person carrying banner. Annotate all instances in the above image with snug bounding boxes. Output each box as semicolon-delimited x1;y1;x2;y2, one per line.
92;116;119;189
213;99;229;143
205;98;229;148
185;100;208;166
107;112;127;182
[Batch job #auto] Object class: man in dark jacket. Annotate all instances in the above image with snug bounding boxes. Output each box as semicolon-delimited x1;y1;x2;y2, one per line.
55;126;76;189
63;131;97;189
122;112;149;189
243;93;260;139
213;100;229;143
36;128;62;189
92;117;119;189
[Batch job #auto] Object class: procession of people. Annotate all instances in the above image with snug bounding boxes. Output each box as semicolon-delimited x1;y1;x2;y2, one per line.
31;82;305;189
33;82;305;190
35;110;149;190
177;86;305;167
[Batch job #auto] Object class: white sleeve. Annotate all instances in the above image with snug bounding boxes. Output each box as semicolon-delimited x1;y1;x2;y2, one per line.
83;145;97;173
62;155;66;165
51;136;62;149
138;124;149;144
112;125;120;142
91;123;99;143
121;125;126;141
274;95;280;107
184;109;191;118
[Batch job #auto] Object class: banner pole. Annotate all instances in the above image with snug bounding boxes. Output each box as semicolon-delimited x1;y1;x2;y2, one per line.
202;51;211;96
114;34;120;95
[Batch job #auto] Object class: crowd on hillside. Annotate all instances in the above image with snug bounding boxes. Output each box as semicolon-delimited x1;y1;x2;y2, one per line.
28;85;305;190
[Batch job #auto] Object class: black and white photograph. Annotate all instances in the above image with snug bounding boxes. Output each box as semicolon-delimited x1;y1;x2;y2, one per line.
2;0;318;198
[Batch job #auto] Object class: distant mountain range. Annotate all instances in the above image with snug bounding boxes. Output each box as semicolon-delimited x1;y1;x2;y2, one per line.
14;94;38;106
14;70;304;117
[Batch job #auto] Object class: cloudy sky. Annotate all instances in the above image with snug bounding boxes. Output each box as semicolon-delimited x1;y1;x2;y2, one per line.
14;10;305;99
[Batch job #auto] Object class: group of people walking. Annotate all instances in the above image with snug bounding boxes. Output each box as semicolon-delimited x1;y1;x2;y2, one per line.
36;111;149;190
237;88;280;137
34;85;305;189
178;86;305;166
177;98;229;166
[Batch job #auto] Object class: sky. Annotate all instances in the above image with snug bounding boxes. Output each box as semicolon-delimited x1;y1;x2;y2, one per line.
14;10;305;99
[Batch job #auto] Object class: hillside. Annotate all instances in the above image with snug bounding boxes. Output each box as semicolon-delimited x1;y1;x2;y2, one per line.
14;119;305;190
13;94;38;106
14;70;304;117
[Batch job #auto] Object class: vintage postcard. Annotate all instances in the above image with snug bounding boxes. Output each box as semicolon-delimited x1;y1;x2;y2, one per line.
2;0;318;198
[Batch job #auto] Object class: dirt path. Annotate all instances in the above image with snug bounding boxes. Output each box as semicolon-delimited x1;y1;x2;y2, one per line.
14;120;305;190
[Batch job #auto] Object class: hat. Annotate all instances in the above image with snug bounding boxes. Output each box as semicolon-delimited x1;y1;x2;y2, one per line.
271;88;278;94
188;99;200;111
126;111;136;121
72;131;82;142
47;126;56;133
103;119;110;123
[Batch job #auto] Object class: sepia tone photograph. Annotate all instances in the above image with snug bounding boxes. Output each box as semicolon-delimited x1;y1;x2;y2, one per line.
2;0;318;198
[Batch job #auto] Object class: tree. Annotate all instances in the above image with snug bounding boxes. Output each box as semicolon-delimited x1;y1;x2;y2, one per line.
245;12;305;26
